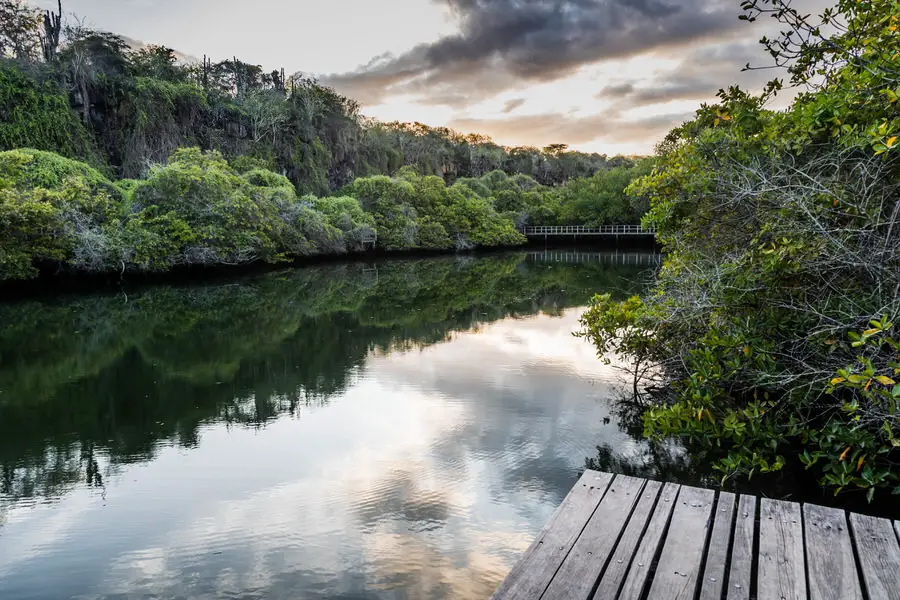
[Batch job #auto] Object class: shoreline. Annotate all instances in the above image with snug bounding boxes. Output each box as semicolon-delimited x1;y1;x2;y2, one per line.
0;237;660;299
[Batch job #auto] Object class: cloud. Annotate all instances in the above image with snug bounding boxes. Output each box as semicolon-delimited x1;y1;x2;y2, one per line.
596;41;777;107
501;98;525;113
323;0;746;107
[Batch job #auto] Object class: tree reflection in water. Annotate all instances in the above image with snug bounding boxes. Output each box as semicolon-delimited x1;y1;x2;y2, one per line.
0;252;653;507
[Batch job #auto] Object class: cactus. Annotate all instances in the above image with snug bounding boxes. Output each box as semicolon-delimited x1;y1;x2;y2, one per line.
40;0;62;63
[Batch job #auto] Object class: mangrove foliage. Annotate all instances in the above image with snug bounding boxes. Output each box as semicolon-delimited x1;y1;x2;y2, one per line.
580;0;900;500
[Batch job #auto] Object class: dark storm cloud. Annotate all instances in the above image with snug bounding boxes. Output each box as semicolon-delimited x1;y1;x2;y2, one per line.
323;0;745;106
502;98;525;113
595;41;774;107
446;41;775;149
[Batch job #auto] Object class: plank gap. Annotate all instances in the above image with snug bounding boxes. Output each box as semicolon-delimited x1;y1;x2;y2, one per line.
541;474;647;600
846;520;868;600
698;492;737;600
848;512;900;600
757;499;806;600
750;496;760;600
642;504;678;600
803;504;862;600
801;501;811;600
490;470;614;600
536;472;619;599
727;495;757;600
645;486;715;600
591;480;670;600
581;477;651;600
721;494;739;600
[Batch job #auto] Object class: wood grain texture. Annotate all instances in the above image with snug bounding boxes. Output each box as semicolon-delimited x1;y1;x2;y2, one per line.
612;482;681;600
726;495;755;600
699;492;736;600
590;480;664;600
849;513;900;600
491;470;613;600
804;503;862;600
757;499;806;600
645;485;716;600
541;475;645;600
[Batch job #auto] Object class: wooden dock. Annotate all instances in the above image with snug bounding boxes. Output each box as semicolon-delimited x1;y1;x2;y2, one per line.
491;470;900;600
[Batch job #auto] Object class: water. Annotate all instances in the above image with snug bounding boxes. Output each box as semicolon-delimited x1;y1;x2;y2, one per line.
0;250;668;600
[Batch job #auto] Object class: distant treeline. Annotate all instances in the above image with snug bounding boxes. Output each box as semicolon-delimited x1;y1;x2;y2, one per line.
0;0;652;282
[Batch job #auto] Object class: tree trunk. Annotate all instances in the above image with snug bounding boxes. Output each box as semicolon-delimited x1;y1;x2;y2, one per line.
80;79;90;125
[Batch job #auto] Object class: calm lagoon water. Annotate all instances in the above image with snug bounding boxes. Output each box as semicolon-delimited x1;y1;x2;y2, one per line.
0;250;670;600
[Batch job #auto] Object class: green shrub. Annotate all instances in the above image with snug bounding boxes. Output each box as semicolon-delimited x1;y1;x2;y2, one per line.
132;148;284;264
0;62;99;163
0;149;123;279
0;148;122;204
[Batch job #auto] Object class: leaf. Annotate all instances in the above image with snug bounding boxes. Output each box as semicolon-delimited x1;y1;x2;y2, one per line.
867;487;875;503
857;455;865;472
875;376;896;385
830;377;846;385
839;446;851;461
887;136;898;148
863;328;880;336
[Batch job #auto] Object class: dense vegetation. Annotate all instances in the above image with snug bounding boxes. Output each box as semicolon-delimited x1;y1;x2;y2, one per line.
0;0;651;282
580;0;900;500
0;253;650;502
0;145;652;280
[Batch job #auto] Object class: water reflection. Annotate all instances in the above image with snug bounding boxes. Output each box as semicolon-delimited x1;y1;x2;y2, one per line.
0;251;661;600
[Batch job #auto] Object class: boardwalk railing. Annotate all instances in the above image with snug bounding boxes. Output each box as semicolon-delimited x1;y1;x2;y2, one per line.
521;225;656;236
492;469;900;600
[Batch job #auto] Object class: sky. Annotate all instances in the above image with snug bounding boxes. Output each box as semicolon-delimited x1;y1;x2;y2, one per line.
30;0;823;155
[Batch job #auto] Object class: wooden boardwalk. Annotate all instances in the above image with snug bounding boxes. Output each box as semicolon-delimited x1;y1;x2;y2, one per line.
521;225;656;237
491;470;900;600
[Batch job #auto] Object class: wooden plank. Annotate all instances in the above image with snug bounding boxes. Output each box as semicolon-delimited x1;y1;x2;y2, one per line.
849;512;900;600
726;495;755;600
646;485;716;600
491;470;613;600
804;503;862;600
542;475;645;600
608;482;681;600
757;499;806;600
699;492;737;600
590;480;665;600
